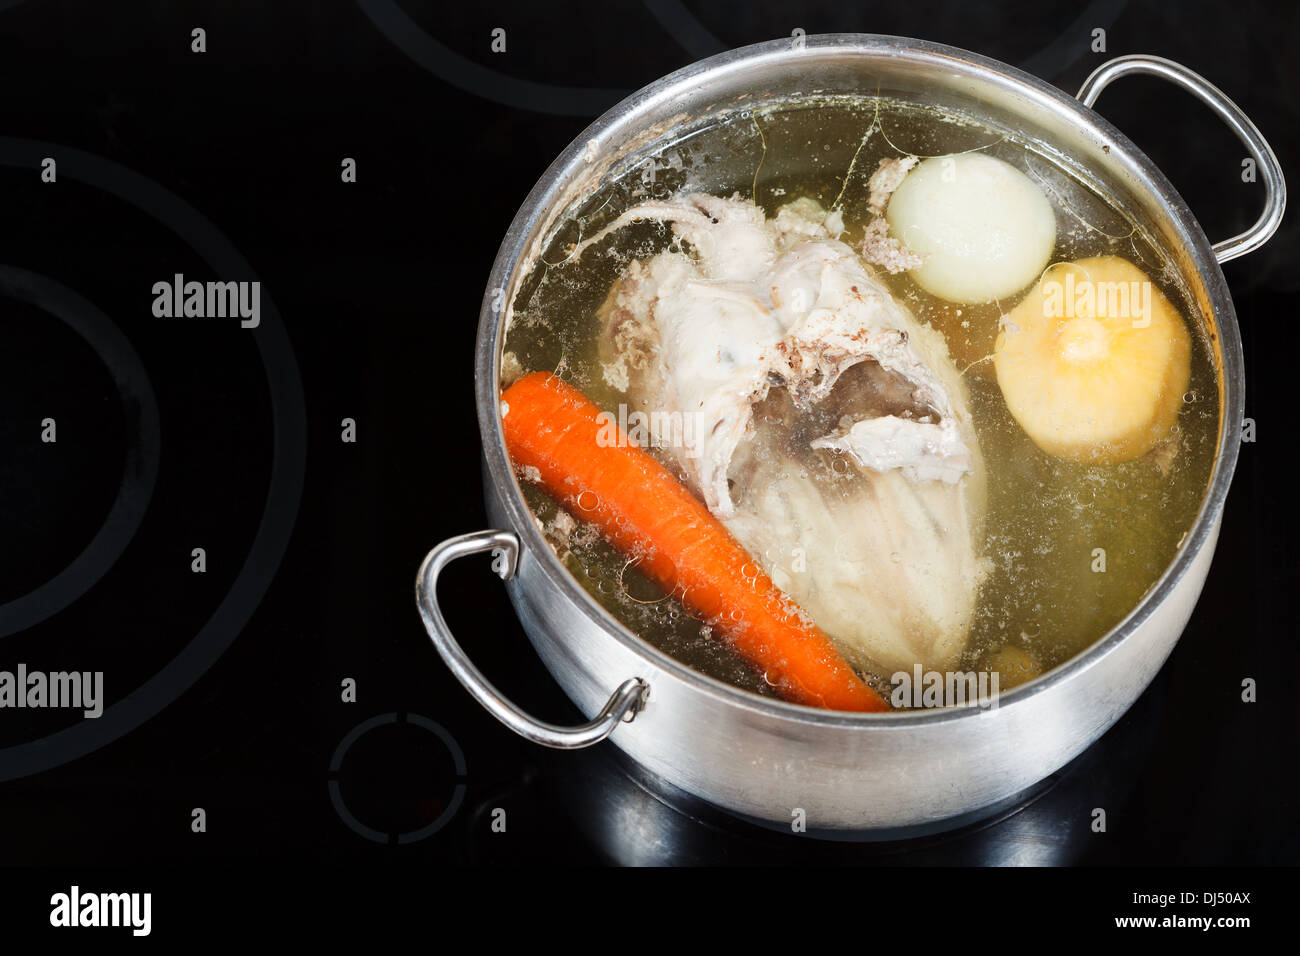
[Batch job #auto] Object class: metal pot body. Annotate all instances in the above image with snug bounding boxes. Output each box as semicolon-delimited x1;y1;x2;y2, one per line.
489;477;1220;829
415;36;1283;830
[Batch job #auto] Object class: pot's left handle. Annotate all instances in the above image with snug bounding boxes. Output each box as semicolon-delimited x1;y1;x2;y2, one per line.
416;529;648;750
1078;54;1285;264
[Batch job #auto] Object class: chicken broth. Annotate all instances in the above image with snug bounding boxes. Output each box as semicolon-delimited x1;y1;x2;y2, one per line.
502;98;1219;705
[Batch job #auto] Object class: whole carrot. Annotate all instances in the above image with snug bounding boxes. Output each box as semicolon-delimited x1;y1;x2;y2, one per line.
500;371;887;713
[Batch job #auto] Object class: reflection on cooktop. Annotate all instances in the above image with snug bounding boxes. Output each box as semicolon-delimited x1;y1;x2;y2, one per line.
459;665;1163;865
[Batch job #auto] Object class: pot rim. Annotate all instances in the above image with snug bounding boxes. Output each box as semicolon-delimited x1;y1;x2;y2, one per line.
474;33;1244;729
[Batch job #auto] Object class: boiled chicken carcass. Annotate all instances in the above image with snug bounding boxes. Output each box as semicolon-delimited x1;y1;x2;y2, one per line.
582;193;987;676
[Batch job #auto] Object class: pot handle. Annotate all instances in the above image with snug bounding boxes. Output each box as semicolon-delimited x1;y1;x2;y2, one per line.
1077;54;1286;264
416;529;648;749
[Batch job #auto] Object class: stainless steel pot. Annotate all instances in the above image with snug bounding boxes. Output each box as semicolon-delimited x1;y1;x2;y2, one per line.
417;36;1284;831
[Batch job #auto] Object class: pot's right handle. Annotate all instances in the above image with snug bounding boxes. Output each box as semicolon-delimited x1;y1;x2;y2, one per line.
416;529;649;750
1078;54;1286;264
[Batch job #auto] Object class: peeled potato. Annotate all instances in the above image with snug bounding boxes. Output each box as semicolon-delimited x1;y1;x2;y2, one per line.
886;153;1057;305
993;256;1191;464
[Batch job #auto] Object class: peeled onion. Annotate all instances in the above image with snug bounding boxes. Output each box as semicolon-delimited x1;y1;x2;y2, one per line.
886;153;1057;304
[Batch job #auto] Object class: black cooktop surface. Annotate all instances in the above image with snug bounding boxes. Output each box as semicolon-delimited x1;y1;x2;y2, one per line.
0;0;1296;893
